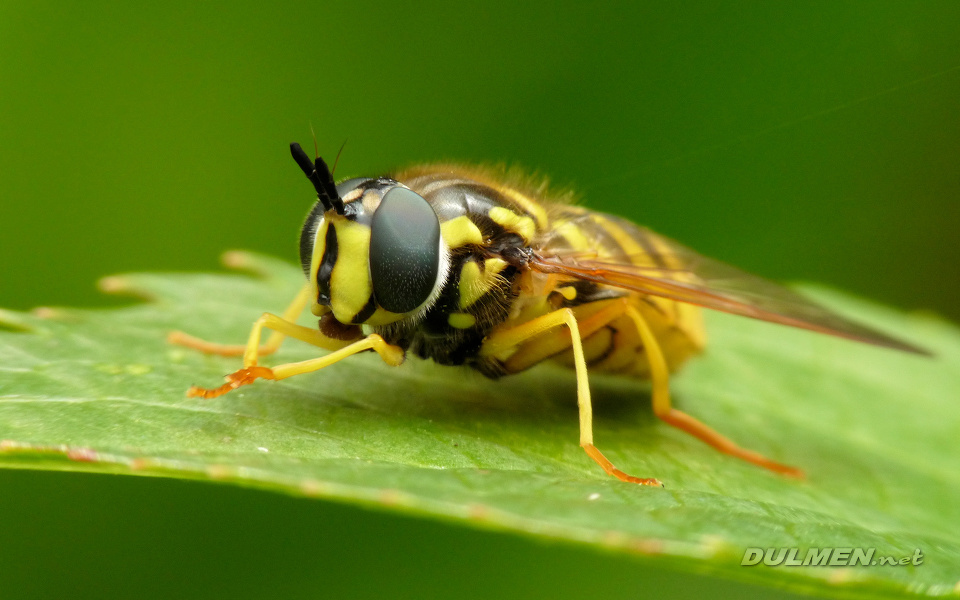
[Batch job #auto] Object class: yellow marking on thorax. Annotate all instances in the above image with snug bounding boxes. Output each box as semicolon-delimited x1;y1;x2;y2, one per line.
329;217;374;322
458;258;509;309
488;206;536;242
494;186;549;230
440;215;483;249
447;313;477;329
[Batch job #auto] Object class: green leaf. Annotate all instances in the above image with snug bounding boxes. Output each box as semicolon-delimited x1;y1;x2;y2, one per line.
1;251;957;598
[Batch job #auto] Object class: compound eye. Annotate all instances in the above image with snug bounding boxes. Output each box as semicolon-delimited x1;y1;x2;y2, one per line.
369;187;441;314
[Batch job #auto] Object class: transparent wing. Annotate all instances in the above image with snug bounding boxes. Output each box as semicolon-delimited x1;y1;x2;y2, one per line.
530;226;928;355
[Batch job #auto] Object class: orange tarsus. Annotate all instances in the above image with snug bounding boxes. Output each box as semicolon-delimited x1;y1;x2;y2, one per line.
582;444;663;487
186;366;276;399
658;409;805;479
168;330;280;359
169;331;246;357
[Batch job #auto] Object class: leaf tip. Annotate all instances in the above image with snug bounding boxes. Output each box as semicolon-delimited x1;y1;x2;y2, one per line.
207;464;234;480
299;479;328;497
0;308;35;332
467;503;493;522
221;250;273;278
221;250;251;269
65;447;99;463
97;275;156;302
31;306;63;320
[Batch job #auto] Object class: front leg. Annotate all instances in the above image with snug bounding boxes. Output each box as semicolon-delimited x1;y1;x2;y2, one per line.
187;332;405;399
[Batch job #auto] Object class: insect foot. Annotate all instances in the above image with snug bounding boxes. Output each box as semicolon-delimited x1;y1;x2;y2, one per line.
187;366;276;399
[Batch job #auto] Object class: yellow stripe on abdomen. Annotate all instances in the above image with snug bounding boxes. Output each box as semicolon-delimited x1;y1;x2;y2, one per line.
589;214;646;258
551;218;593;251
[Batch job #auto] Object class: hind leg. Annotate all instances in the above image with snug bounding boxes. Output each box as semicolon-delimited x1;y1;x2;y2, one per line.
624;304;803;478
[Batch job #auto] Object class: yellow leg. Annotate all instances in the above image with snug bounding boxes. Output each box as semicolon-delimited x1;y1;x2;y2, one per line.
237;312;355;367
482;307;662;486
168;283;313;358
188;333;405;399
624;304;804;479
498;299;632;374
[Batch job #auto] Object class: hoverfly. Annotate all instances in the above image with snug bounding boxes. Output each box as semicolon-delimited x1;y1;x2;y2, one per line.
170;142;926;486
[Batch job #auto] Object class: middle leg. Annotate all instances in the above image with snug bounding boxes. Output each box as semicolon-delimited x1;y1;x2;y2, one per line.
481;303;663;486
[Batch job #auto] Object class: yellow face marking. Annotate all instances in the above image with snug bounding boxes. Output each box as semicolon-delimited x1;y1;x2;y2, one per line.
440;215;483;249
365;307;404;327
458;257;509;309
329;216;374;322
488;206;536;241
494;186;549;230
447;313;477;329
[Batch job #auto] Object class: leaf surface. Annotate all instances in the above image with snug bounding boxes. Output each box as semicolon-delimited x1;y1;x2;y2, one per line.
0;252;957;598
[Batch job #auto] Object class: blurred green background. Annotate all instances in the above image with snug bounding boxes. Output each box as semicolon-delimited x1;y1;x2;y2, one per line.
1;1;958;598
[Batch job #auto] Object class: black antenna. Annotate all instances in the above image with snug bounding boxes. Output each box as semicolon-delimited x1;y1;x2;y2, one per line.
290;142;345;214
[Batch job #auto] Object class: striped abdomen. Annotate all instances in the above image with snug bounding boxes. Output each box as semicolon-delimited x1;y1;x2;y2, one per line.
509;204;705;378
